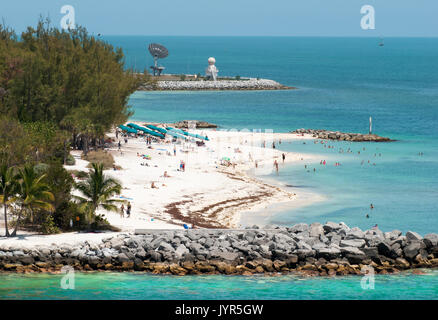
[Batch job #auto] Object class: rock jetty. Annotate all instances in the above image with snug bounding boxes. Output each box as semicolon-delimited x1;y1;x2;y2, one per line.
1;223;437;276
292;129;393;142
171;120;217;129
139;78;294;91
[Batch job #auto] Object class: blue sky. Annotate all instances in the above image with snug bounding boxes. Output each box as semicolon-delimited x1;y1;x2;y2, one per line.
1;0;437;36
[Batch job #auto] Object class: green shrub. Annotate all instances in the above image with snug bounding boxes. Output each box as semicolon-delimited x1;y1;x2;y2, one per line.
40;214;60;234
34;162;49;174
65;154;76;165
90;214;121;232
180;74;186;81
235;75;241;80
69;170;88;179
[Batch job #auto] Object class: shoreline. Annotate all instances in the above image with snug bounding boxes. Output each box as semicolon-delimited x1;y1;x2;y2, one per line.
100;125;321;231
0;224;437;276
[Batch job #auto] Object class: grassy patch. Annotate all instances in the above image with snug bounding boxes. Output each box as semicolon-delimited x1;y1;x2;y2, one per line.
82;150;115;169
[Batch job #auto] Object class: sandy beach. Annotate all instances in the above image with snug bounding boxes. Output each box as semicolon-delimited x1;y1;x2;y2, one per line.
0;125;324;247
92;125;321;230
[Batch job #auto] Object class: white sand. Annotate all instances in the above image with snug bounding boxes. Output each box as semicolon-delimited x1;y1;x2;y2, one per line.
0;126;324;247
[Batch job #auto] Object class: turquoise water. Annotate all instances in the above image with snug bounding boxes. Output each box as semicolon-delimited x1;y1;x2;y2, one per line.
112;36;438;235
1;270;437;300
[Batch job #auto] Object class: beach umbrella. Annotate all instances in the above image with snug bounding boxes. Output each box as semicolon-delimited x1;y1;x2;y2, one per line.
127;123;165;139
119;125;137;134
167;127;209;141
146;125;168;135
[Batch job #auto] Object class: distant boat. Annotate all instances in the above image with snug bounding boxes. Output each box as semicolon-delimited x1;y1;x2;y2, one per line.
378;37;384;47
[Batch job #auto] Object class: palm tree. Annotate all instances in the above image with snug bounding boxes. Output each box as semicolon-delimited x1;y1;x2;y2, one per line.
74;162;122;226
11;165;55;236
0;164;17;237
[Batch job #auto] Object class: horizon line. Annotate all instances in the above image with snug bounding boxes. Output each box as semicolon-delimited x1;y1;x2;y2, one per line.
97;34;438;38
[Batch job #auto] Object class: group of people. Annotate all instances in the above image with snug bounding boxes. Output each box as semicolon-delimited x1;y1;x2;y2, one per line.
145;136;153;145
120;202;132;218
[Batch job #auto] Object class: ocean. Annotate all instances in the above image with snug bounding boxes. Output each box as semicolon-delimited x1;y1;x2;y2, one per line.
122;36;438;234
2;36;437;299
1;270;437;300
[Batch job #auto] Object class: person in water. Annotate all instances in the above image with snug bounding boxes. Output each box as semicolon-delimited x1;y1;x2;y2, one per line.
274;160;279;173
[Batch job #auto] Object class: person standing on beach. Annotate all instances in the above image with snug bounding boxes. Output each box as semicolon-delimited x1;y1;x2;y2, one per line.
120;204;125;218
118;141;121;151
282;153;286;163
174;145;176;156
127;202;131;218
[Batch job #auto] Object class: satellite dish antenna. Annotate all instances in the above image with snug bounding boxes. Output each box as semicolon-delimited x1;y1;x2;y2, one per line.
148;43;169;76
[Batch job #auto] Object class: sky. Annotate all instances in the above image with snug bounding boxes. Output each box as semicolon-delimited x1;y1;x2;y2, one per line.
1;0;437;37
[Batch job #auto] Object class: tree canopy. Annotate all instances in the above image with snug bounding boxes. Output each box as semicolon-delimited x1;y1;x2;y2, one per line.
0;20;144;235
0;19;148;151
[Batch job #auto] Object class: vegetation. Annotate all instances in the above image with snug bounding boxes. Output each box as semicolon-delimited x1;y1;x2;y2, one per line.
12;165;55;235
74;163;122;229
0;19;141;235
0;164;16;236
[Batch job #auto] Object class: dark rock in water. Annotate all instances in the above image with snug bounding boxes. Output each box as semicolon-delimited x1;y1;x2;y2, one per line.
323;222;342;233
346;254;367;264
340;239;366;248
340;247;365;256
377;241;392;256
116;253;130;264
290;223;309;233
403;242;423;260
309;223;325;238
423;234;438;248
406;231;423;241
316;247;341;260
291;128;393;142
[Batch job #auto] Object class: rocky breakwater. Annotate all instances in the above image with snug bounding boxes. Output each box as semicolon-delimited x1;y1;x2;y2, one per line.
139;78;295;91
292;129;393;142
1;223;437;276
171;120;217;129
